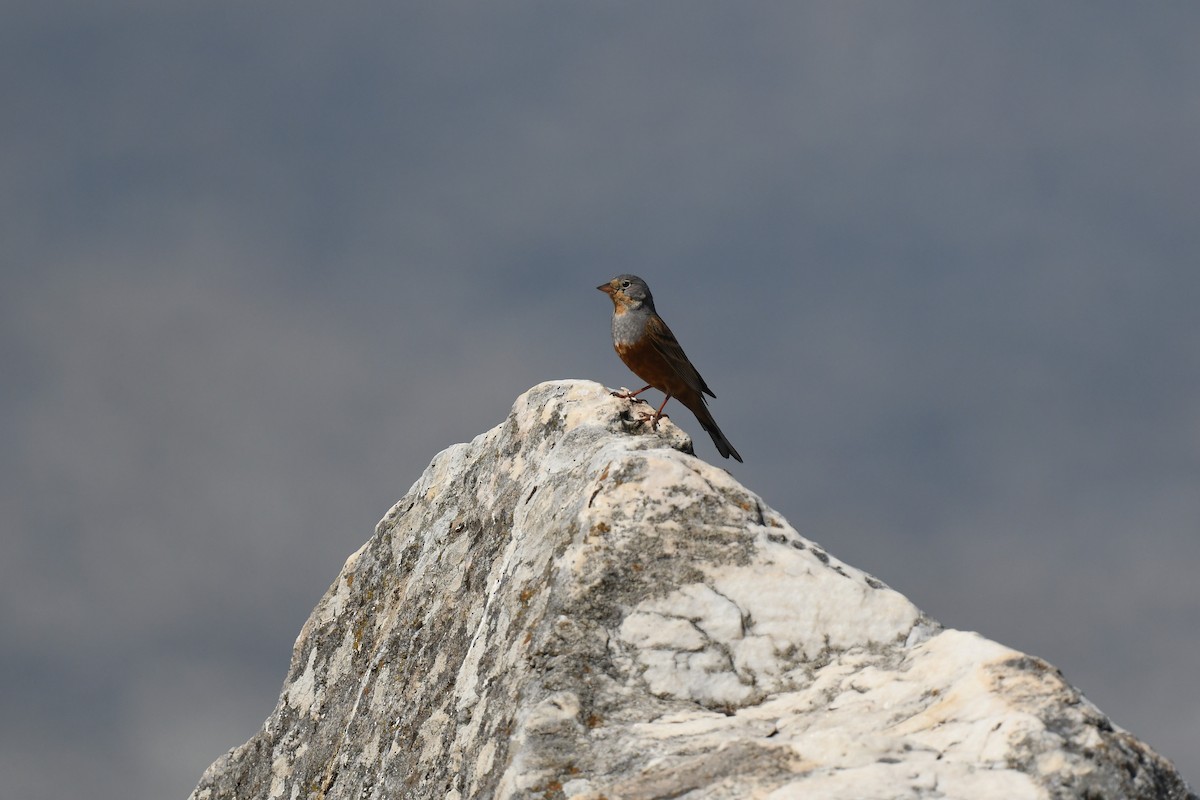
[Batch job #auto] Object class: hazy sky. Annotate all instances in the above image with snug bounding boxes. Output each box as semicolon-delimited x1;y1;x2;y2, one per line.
3;4;1198;798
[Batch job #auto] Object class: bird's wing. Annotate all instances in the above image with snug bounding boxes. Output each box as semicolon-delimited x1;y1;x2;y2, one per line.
644;314;716;398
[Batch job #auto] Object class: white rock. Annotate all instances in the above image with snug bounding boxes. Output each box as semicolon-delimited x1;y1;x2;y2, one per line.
191;381;1195;800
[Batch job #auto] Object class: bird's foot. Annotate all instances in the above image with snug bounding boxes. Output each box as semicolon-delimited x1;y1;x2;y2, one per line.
612;387;650;402
636;411;668;430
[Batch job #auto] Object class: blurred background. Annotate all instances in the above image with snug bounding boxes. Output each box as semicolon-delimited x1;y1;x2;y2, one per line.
3;3;1197;797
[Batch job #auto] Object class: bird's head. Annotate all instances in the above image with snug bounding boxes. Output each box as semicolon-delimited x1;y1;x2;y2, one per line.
597;274;654;313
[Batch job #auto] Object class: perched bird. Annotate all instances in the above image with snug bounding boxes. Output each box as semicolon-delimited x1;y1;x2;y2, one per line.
598;274;742;462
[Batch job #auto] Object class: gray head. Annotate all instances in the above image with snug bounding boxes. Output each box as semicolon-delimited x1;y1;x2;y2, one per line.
597;274;656;313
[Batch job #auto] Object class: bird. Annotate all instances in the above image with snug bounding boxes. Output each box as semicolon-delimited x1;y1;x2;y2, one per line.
597;274;742;462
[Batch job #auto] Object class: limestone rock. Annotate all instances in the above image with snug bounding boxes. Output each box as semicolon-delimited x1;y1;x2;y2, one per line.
190;380;1195;800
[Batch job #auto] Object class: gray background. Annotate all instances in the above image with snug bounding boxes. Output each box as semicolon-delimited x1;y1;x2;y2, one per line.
3;3;1197;798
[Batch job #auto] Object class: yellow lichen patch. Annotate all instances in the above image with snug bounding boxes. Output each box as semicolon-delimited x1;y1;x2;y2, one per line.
353;619;367;651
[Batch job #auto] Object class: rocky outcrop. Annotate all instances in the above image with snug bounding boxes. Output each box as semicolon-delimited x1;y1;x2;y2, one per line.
191;380;1195;800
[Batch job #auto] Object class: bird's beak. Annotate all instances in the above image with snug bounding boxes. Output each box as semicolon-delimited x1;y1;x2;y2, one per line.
597;282;615;295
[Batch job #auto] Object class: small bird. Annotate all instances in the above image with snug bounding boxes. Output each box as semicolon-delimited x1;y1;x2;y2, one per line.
598;274;742;462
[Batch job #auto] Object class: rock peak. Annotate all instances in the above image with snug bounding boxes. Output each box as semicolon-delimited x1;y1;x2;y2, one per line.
192;380;1195;800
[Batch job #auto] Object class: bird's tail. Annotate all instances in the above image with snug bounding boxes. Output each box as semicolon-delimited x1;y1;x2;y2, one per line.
686;397;743;462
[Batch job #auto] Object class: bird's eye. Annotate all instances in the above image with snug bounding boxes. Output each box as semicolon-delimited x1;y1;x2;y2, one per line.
621;279;631;288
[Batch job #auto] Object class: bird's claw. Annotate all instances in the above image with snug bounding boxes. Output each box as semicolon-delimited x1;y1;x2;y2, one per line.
635;411;668;430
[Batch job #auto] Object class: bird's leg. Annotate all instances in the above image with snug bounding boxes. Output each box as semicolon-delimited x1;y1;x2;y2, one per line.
646;394;672;430
612;384;652;402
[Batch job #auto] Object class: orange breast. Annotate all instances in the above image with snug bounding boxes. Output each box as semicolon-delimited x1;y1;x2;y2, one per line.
615;338;693;398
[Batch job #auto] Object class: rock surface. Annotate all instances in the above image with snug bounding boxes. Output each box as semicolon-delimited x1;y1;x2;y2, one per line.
191;380;1195;800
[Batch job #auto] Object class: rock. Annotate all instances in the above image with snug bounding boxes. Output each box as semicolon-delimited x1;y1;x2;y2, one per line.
190;380;1195;800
